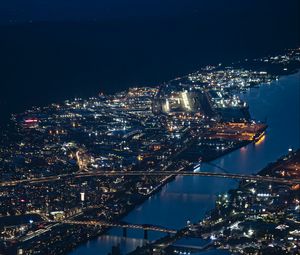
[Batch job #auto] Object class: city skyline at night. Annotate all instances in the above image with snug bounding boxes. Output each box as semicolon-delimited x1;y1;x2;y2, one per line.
0;1;299;255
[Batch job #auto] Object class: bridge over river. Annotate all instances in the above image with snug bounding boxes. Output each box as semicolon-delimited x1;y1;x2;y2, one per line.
1;170;299;187
50;220;177;239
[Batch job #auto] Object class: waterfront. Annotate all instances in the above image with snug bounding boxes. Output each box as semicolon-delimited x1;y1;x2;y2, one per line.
69;72;300;255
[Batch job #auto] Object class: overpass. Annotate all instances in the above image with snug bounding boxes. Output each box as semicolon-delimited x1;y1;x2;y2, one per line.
51;219;177;239
1;170;300;187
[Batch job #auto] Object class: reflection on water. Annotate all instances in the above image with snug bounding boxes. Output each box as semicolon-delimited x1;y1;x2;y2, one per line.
69;72;300;254
69;235;146;255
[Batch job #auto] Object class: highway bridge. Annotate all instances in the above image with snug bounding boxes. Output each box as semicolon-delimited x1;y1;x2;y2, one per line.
51;219;177;239
1;170;300;187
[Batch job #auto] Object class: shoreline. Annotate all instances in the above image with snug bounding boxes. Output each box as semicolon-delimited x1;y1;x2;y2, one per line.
1;49;299;129
1;55;299;255
68;71;298;255
65;131;265;254
127;149;300;255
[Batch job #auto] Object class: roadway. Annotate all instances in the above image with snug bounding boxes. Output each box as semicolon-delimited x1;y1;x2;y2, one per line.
52;220;177;234
1;170;300;187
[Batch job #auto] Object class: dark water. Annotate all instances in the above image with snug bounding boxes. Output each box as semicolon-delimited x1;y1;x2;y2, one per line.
1;0;299;125
69;72;300;254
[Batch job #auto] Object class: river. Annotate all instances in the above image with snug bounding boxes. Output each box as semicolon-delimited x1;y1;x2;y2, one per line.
69;71;300;255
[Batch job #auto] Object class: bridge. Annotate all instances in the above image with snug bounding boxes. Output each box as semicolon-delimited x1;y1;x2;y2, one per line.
75;170;300;185
51;220;177;239
1;170;300;187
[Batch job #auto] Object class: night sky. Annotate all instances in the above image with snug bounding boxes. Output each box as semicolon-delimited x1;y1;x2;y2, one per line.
0;0;299;123
0;0;299;25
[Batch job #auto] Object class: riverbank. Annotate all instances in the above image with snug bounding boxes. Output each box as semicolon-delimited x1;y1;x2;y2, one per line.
66;135;260;254
1;51;298;255
127;149;300;254
69;71;299;255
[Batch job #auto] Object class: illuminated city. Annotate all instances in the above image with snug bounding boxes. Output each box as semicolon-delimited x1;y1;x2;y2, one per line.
0;1;300;255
